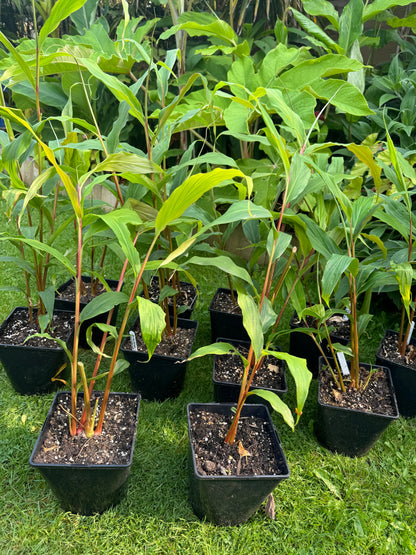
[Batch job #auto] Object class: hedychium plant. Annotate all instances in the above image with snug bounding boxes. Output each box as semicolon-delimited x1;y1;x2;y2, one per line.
298;152;389;392
371;129;416;358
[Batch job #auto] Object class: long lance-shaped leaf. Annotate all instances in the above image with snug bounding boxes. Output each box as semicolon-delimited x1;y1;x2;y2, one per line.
236;282;263;361
248;389;295;430
39;0;88;49
391;261;413;320
0;32;35;89
186;255;253;287
79;291;129;323
155;168;247;235
137;297;166;360
363;0;414;22
347;143;382;192
263;350;312;425
0;107;80;217
81;58;146;127
0;236;75;275
99;209;143;275
321;253;359;305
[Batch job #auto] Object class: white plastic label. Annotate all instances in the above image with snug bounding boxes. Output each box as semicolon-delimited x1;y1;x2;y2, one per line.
407;321;415;346
337;352;350;376
129;330;137;351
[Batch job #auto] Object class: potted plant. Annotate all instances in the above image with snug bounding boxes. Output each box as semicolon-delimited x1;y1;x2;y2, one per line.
373;133;416;417
299;158;400;456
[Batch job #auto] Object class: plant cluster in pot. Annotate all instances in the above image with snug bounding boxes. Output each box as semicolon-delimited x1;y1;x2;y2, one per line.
369;136;416;418
298;157;400;457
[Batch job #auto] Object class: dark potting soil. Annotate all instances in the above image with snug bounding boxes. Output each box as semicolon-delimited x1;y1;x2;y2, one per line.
293;314;350;340
32;392;139;465
58;279;116;304
189;408;286;477
378;331;416;371
214;344;285;390
0;308;74;349
319;365;396;416
144;278;197;311
210;289;242;315
124;325;196;358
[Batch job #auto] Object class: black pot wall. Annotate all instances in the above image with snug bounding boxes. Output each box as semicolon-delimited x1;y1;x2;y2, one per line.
55;276;121;349
209;288;249;342
315;359;399;457
376;330;416;418
29;391;141;515
187;403;290;526
0;307;73;395
121;316;198;401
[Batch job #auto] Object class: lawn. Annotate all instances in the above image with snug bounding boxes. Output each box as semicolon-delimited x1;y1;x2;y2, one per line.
0;210;415;555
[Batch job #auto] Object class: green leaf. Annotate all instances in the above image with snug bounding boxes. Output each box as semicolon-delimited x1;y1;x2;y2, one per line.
291;9;340;52
263;350;312;425
99;209;143;275
306;79;374;116
79;291;128;323
391;261;413;318
338;0;363;54
155;168;246;235
186;341;239;362
363;0;414;22
186;255;253;287
301;0;340;29
137;297;167;360
321;254;359;305
248;389;295;431
347;143;382;192
39;0;88;48
236;283;263;361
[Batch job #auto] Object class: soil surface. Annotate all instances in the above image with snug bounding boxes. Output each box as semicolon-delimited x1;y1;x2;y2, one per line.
210;289;242;315
32;392;139;465
124;324;196;358
293;314;350;340
378;331;416;371
143;278;197;313
189;407;288;477
57;279;116;304
319;365;397;416
0;308;74;349
214;343;286;390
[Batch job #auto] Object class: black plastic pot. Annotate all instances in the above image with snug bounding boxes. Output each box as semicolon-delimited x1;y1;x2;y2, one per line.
213;338;287;408
0;307;73;395
315;358;399;457
121;316;198;401
376;330;416;418
289;311;349;378
187;403;290;526
140;277;198;319
29;391;141;515
55;275;122;349
209;287;249;342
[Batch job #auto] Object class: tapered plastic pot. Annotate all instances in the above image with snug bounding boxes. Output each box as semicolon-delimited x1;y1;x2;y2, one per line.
315;358;399;457
55;275;121;349
0;307;73;395
140;277;198;319
187;403;290;526
376;330;416;418
29;391;141;515
213;338;287;409
289;311;349;378
121;316;198;401
209;287;249;342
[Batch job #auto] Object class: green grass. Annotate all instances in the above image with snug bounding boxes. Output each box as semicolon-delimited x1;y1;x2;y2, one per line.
0;212;415;554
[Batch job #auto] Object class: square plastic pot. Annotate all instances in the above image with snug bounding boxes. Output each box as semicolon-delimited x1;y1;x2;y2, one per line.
29;391;141;515
0;306;73;395
187;402;290;526
209;287;249;342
